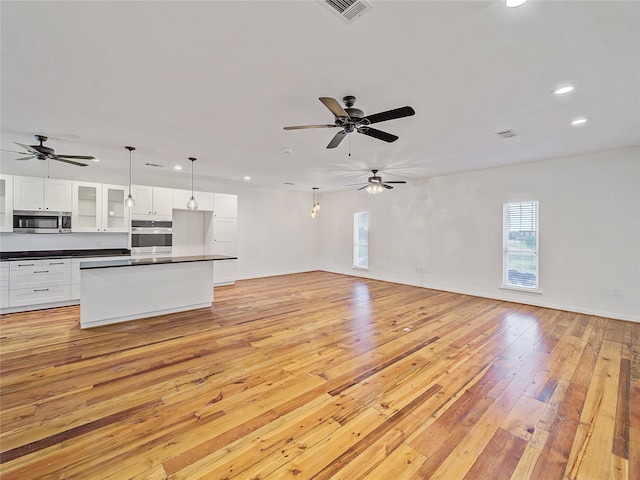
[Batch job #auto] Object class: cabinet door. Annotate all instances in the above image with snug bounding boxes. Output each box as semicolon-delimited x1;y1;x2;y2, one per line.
0;174;13;232
103;184;129;232
131;185;154;218
44;179;72;211
14;176;44;210
213;193;237;218
172;189;192;210
152;187;173;216
213;260;236;286
196;191;214;211
73;181;102;232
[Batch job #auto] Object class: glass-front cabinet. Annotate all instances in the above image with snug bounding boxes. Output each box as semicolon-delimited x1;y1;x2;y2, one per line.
0;174;13;232
72;181;129;232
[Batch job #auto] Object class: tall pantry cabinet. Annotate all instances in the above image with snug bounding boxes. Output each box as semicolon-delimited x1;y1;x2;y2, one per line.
207;193;237;286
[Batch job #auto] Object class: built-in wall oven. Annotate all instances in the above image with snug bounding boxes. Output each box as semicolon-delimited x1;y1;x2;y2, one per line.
130;220;172;257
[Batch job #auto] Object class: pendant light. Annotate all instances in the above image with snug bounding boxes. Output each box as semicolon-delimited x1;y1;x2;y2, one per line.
187;157;198;210
124;146;135;207
310;187;320;219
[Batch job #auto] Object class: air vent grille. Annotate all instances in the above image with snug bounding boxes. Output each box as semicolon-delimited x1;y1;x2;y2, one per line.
496;129;517;139
145;163;163;168
321;0;373;24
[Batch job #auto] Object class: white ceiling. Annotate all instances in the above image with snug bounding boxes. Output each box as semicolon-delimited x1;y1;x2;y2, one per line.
1;0;639;192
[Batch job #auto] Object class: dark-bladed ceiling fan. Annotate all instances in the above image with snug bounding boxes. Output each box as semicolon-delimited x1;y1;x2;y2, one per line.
1;134;99;167
284;96;415;149
347;169;407;193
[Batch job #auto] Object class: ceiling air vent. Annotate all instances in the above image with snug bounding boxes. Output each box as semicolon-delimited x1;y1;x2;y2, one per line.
496;129;517;139
321;0;373;24
145;163;163;168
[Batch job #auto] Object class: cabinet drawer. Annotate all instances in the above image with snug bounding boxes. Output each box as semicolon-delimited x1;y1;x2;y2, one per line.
10;259;43;270
10;285;70;307
10;266;71;289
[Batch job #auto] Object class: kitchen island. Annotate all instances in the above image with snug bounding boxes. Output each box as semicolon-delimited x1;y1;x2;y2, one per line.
79;254;236;328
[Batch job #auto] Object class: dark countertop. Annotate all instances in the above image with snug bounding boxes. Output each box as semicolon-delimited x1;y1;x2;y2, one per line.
1;248;131;261
80;254;237;270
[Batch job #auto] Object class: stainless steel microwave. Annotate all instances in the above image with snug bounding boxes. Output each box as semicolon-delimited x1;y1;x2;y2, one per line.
13;210;72;234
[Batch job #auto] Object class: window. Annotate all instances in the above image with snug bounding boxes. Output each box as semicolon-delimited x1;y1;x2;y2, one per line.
353;211;369;269
503;201;539;290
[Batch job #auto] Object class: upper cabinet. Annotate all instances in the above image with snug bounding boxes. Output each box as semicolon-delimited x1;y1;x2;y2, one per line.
131;185;173;220
72;182;130;233
13;176;72;212
213;193;238;218
172;189;213;212
0;174;13;232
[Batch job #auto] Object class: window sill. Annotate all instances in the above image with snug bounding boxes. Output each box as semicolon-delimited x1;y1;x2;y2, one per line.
500;285;542;295
352;266;369;271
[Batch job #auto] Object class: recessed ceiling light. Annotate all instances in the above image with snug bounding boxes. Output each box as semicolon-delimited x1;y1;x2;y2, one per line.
571;118;587;126
244;176;251;181
506;0;528;7
553;85;574;95
174;165;183;171
283;148;293;154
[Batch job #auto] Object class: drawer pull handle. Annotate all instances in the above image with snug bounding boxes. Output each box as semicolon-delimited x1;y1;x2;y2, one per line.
18;263;35;267
49;262;64;265
33;288;50;292
34;270;50;274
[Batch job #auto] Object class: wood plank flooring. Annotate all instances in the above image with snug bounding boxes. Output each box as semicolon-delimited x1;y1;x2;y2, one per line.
0;271;638;479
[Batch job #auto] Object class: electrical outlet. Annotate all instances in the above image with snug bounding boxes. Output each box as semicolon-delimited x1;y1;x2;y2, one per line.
611;287;621;297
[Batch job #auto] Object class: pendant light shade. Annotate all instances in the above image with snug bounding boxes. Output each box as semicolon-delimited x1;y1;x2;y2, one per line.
125;146;135;207
310;187;320;219
187;157;198;210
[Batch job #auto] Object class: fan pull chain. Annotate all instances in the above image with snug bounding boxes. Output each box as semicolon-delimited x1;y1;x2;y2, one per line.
348;135;351;157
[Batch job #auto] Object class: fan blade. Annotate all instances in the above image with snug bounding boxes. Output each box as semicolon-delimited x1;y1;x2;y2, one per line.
345;182;368;187
319;97;349;119
358;185;369;191
14;156;34;161
1;148;31;155
384;181;407;184
284;124;337;130
53;157;88;167
55;154;99;161
327;130;348;149
364;106;415;125
14;142;41;155
381;183;394;189
357;127;398;143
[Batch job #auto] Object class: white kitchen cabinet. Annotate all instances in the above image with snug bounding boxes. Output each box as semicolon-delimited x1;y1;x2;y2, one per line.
172;189;213;211
9;259;71;307
13;176;72;212
131;185;173;220
213;193;237;218
211;193;238;285
72;182;130;232
0;174;13;232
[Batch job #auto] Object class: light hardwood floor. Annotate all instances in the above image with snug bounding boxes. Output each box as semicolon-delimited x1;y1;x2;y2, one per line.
0;271;638;479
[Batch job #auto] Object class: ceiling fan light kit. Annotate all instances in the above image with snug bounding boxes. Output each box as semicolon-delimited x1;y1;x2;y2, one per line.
346;169;407;195
124;146;136;208
187;157;198;210
284;95;415;149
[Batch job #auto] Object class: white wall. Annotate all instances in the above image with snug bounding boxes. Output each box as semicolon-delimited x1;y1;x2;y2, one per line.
319;146;640;322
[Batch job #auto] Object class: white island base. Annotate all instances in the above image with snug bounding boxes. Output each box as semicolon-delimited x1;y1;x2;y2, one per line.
80;258;215;329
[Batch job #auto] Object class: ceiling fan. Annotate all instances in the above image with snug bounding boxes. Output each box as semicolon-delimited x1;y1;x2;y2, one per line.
1;134;99;167
347;169;407;194
284;96;415;149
